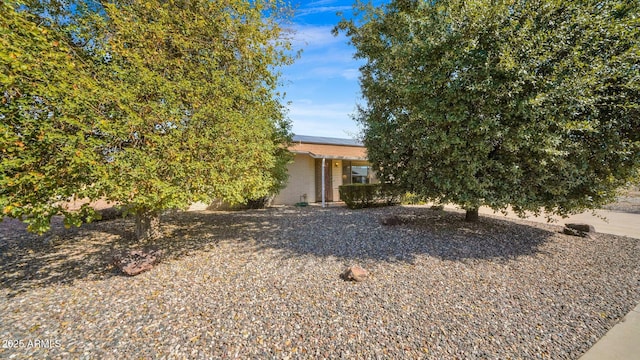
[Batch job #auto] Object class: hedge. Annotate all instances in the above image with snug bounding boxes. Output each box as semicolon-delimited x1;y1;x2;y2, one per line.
338;184;401;209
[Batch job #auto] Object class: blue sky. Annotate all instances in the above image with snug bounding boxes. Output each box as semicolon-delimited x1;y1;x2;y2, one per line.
281;1;386;139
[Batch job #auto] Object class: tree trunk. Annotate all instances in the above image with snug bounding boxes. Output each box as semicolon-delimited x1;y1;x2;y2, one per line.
465;208;479;222
135;212;161;241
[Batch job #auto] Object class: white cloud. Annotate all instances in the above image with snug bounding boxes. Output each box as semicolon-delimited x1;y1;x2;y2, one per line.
309;66;359;80
285;61;361;81
306;0;338;6
287;100;361;137
289;101;353;118
283;24;360;82
296;5;352;17
290;25;341;48
341;68;360;80
292;119;360;138
296;45;354;64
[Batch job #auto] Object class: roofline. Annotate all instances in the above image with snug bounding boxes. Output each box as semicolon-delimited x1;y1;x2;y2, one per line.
291;150;367;161
292;134;364;147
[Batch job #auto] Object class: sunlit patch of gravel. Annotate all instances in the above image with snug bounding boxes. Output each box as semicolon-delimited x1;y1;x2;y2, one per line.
1;206;638;359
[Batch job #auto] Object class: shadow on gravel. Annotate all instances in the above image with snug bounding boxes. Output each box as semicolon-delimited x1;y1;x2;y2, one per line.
246;206;558;264
0;217;139;298
0;206;556;297
0;211;255;298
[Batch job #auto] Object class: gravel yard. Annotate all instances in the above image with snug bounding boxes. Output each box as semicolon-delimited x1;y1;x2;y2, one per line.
1;206;638;359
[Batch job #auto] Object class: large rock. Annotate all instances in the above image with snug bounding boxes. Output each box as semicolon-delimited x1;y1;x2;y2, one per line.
340;265;369;282
563;223;596;238
379;215;404;226
112;249;163;276
565;223;596;233
96;206;125;221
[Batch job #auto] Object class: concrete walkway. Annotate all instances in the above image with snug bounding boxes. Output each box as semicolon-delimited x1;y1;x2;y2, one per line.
442;205;640;239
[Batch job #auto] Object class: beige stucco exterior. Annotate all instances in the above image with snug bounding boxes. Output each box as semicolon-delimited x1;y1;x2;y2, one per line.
273;137;371;205
273;153;317;204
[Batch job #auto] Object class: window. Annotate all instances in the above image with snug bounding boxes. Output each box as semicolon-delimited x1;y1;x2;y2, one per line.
351;165;370;184
341;161;375;185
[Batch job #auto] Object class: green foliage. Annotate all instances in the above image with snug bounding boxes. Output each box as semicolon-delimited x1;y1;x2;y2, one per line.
1;0;295;236
340;184;377;209
337;0;640;218
401;192;428;205
1;1;104;233
339;184;400;209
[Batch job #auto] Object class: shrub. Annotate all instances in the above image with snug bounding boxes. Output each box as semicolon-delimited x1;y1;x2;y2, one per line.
339;184;401;209
339;184;377;208
401;192;428;205
244;196;272;209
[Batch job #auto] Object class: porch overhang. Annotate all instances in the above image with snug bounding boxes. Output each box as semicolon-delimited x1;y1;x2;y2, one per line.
292;150;367;161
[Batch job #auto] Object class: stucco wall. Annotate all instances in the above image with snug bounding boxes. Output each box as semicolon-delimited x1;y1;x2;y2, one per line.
273;154;316;205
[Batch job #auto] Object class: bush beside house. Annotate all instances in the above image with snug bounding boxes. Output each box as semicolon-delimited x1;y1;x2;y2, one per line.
339;184;401;209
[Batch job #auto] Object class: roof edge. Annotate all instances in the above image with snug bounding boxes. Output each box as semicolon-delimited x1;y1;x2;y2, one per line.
292;134;363;147
291;150;367;161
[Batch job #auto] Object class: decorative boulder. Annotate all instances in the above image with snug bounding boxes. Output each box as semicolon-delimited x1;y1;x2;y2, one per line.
97;207;125;221
565;223;596;233
563;223;596;238
112;249;163;276
563;227;581;237
340;265;369;282
380;215;404;226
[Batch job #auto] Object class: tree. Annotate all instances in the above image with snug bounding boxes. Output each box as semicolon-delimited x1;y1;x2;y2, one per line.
1;0;295;239
1;1;106;233
337;0;640;221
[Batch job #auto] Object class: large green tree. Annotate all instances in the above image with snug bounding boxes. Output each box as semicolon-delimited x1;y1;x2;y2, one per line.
337;0;639;221
1;1;106;232
1;0;295;239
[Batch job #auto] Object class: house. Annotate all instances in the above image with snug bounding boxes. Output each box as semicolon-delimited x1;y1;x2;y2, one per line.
273;135;377;205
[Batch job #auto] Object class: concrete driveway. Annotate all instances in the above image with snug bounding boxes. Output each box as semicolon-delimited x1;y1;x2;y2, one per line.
472;207;640;239
431;203;639;239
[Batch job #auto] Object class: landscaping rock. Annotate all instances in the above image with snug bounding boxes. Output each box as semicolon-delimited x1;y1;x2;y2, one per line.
112;249;163;276
565;223;596;233
380;215;404;226
563;227;582;237
563;223;595;238
97;207;125;221
340;265;369;282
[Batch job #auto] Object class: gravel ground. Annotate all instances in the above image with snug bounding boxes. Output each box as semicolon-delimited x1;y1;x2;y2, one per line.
1;206;638;359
